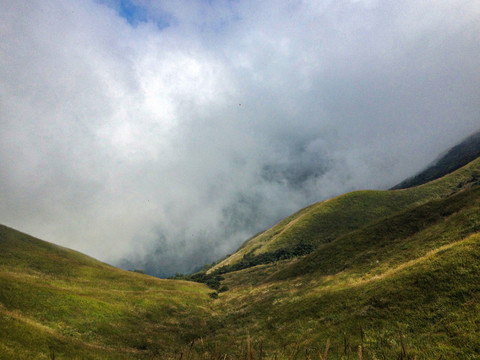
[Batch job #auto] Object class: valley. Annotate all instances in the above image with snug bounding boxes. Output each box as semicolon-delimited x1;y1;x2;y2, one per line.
2;155;480;359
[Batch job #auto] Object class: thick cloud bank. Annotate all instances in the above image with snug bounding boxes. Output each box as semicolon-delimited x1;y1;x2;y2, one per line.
1;0;479;276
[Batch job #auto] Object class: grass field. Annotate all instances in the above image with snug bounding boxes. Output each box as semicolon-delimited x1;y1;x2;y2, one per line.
0;225;214;359
2;157;480;359
207;186;480;359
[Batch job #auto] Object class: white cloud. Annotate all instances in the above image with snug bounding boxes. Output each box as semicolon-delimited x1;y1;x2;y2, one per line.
1;0;479;275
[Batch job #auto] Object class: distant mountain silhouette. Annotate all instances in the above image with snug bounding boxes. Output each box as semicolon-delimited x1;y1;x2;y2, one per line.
392;130;480;189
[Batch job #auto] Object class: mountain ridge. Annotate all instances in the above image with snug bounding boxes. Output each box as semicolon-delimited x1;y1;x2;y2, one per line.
2;131;480;358
392;130;480;189
207;151;480;275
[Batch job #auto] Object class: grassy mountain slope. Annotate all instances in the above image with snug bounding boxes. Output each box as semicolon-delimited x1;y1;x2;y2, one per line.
392;130;480;189
271;184;480;281
0;225;213;359
3;155;480;358
208;183;480;359
216;233;480;359
209;156;480;274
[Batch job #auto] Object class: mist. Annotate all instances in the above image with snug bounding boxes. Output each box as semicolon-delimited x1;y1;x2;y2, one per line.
1;0;479;276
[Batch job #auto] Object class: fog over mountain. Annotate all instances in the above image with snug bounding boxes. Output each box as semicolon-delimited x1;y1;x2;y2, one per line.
1;0;479;276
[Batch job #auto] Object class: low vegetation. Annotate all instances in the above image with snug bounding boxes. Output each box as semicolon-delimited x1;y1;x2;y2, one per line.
0;225;214;359
2;157;480;358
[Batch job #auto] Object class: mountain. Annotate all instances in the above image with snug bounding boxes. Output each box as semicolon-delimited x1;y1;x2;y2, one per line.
0;225;214;359
208;154;480;274
200;157;480;359
392;130;480;189
2;142;480;358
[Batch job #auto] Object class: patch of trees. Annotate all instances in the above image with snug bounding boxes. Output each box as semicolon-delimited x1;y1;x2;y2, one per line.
189;272;225;290
171;242;313;290
213;242;313;275
171;272;226;291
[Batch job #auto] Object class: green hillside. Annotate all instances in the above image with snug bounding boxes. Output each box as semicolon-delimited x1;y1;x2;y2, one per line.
205;179;480;359
214;232;480;359
0;225;213;359
2;156;480;359
209;156;480;274
271;184;480;281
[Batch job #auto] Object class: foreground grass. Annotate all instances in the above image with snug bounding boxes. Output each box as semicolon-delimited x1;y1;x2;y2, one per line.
204;234;480;359
0;225;214;359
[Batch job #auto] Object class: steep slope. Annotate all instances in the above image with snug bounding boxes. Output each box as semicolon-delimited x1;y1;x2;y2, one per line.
209;156;480;274
271;183;480;281
0;225;213;359
210;182;480;359
392;130;480;189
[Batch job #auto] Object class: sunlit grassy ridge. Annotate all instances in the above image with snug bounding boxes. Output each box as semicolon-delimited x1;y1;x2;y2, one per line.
0;226;214;359
271;184;480;281
209;157;480;273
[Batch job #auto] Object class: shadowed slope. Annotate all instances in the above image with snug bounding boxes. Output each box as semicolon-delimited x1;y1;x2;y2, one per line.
392;130;480;189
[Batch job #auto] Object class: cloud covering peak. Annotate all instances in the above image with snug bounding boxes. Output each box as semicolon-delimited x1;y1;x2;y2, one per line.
1;0;480;276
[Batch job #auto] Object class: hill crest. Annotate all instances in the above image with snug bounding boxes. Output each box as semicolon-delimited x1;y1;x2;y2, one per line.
392;130;480;189
208;154;480;274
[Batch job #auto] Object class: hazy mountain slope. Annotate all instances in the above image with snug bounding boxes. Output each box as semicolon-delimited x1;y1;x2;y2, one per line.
392;130;480;189
3;175;480;359
209;156;480;274
0;225;213;359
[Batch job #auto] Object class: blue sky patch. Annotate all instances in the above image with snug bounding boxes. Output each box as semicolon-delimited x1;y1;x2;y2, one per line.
98;0;170;29
118;0;148;26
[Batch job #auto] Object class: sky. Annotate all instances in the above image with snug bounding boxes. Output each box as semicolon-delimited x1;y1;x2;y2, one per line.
1;0;480;276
